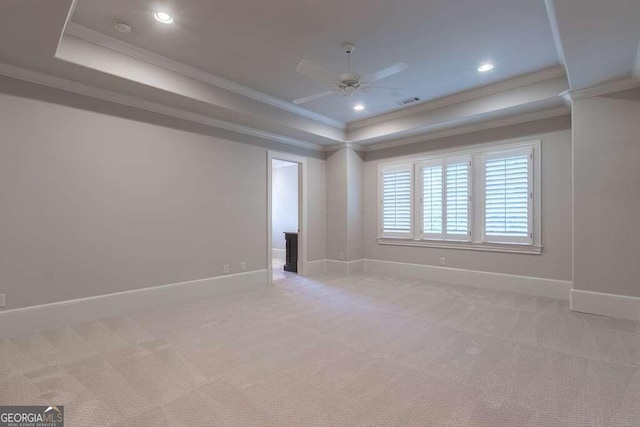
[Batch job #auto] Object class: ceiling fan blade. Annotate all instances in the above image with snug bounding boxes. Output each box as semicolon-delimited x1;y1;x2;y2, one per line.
296;59;338;84
293;91;334;105
363;62;409;83
368;86;403;90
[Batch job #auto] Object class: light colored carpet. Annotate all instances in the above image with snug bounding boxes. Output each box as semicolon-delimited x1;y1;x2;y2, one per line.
273;258;296;281
1;272;639;426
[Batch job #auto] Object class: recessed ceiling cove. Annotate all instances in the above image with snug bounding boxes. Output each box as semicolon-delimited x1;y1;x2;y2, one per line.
69;0;560;122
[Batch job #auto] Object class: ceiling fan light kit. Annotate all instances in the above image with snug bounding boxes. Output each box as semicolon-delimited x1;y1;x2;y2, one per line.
293;43;409;105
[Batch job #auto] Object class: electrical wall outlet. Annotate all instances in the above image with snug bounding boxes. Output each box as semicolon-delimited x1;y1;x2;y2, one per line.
240;262;246;271
339;252;344;261
223;264;229;274
0;293;5;308
440;257;446;266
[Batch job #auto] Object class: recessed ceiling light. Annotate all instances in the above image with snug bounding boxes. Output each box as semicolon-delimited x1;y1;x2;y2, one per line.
478;63;494;72
154;11;174;24
353;104;365;111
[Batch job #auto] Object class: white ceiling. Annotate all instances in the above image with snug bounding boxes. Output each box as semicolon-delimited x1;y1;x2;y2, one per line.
0;0;638;153
550;0;640;89
70;0;561;122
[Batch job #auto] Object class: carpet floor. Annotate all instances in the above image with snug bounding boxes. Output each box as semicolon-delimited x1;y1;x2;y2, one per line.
1;272;639;426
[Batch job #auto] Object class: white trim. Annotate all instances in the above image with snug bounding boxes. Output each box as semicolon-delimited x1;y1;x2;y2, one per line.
302;260;328;276
359;107;570;152
267;151;307;284
376;140;542;249
0;60;570;155
0;61;324;152
327;259;364;275
347;66;566;131
482;146;534;245
570;289;640;322
562;77;640;102
323;141;364;152
272;248;286;260
363;259;571;300
376;238;542;255
0;270;267;339
378;163;414;239
64;23;345;130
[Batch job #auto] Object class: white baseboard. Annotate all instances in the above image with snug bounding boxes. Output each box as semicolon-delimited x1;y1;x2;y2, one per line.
363;259;571;300
0;270;267;339
272;248;286;260
570;289;640;321
302;259;327;276
327;259;364;275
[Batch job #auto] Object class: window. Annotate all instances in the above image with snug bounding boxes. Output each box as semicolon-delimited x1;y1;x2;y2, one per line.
378;141;540;253
380;164;413;238
484;148;533;244
418;157;471;241
420;161;443;238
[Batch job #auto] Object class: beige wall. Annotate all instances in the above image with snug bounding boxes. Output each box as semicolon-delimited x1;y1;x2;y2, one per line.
0;92;326;309
363;119;573;281
573;88;640;297
326;149;348;261
306;156;327;262
346;149;364;261
326;147;364;262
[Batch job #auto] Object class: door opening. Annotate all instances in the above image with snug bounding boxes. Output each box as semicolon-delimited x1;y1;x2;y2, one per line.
271;159;299;281
267;152;306;284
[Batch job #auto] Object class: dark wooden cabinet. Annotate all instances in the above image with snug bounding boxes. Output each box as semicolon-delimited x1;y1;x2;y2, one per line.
284;232;298;273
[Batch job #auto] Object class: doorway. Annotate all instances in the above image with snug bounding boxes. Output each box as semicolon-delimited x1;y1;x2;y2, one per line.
267;152;307;284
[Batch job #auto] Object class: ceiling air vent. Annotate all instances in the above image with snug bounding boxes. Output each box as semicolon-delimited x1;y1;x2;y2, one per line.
396;97;420;106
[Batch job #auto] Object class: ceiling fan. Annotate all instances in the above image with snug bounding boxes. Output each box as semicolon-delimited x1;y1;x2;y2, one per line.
293;43;409;105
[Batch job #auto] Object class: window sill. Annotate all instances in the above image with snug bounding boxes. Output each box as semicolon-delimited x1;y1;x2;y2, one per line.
376;238;542;255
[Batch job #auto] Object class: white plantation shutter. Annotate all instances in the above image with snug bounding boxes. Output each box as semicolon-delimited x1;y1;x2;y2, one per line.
381;165;413;237
378;141;538;248
421;162;443;238
445;158;471;240
484;148;533;244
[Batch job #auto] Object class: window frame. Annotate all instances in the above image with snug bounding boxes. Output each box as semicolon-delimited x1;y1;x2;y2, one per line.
481;146;534;245
444;155;473;242
377;140;542;255
378;163;415;239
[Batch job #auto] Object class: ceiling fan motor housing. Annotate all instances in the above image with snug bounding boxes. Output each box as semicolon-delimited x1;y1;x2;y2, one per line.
342;43;356;55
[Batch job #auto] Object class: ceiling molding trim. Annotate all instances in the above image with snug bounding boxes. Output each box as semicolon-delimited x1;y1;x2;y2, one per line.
64;22;346;130
543;0;567;67
562;77;640;102
360;107;570;152
323;141;364;152
347;66;567;131
0;61;324;152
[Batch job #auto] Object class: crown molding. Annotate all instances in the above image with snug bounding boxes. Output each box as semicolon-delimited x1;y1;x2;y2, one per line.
561;77;640;102
359;106;570;152
347;66;567;131
64;22;346;131
0;61;325;152
322;141;364;152
0;60;571;156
